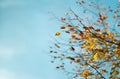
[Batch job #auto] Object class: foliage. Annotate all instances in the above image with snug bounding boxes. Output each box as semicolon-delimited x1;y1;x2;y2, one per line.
50;0;120;79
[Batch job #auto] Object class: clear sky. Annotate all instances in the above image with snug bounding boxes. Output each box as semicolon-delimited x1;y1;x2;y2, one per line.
0;0;76;79
0;0;119;79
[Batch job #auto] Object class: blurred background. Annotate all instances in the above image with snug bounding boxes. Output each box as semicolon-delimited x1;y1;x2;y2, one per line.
0;0;76;79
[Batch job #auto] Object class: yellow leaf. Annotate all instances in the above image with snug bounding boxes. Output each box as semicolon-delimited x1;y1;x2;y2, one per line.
93;53;99;61
99;53;105;59
81;69;91;77
114;70;119;75
55;32;60;36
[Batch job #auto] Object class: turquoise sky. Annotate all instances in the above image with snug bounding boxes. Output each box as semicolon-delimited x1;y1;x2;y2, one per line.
0;0;119;79
0;0;76;79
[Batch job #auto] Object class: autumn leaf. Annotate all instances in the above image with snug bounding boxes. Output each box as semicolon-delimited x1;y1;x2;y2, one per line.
113;13;117;18
69;27;74;31
113;70;119;75
81;1;86;4
61;17;65;21
89;26;94;29
81;69;92;77
54;44;60;48
95;29;100;32
61;26;66;29
67;56;75;60
70;46;75;51
117;23;120;26
83;26;89;30
65;31;70;33
71;35;76;39
55;32;61;36
99;53;105;59
101;69;108;73
93;53;99;61
75;58;81;62
99;13;108;20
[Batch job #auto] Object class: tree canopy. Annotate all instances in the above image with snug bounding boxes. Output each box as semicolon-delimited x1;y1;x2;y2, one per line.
50;0;120;79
